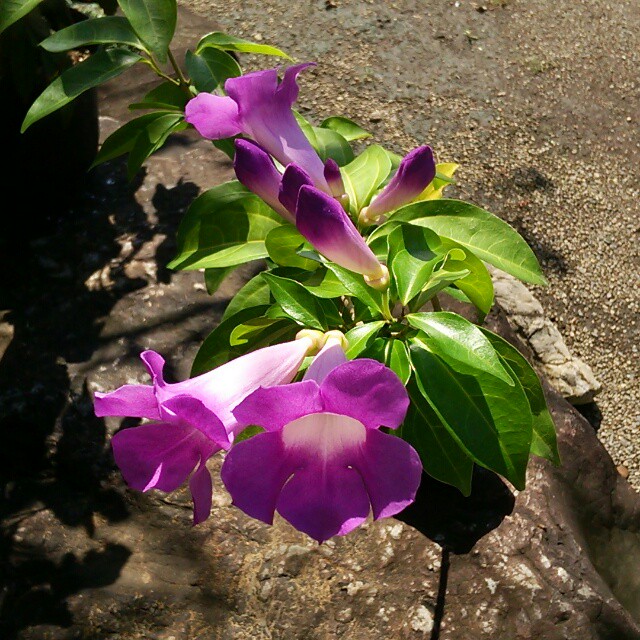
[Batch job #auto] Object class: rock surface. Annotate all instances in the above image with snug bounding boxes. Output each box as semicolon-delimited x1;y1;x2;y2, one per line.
1;7;640;640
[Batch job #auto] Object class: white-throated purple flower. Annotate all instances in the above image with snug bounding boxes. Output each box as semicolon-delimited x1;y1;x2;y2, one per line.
360;145;436;225
94;337;318;524
221;336;422;543
185;63;329;192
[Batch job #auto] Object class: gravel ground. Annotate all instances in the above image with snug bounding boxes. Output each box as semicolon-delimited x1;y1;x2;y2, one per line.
179;0;639;486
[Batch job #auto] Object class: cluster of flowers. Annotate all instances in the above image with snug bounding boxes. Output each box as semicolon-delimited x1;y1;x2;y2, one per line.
96;62;440;543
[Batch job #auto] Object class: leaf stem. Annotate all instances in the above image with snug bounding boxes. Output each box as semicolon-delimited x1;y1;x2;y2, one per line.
431;295;442;312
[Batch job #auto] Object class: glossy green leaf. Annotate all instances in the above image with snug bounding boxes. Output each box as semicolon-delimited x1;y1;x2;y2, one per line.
0;0;44;35
386;339;411;384
265;225;319;271
168;181;282;270
204;267;234;295
400;380;474;495
407;312;514;385
320;116;371;141
409;339;532;489
286;268;347;299
212;137;237;160
40;16;144;52
480;329;560;464
185;48;241;93
127;112;186;179
129;81;189;111
420;267;470;302
21;47;141;132
359;337;387;363
117;0;176;63
344;321;385;358
341;144;392;213
221;272;271;321
231;317;286;346
311;127;354;166
390;199;546;285
323;262;386;317
261;273;328;330
196;31;290;59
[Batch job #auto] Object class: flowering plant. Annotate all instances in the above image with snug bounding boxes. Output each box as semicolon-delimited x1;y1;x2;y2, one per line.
23;0;559;543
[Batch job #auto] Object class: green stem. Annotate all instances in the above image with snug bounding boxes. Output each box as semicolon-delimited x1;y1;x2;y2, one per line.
431;295;442;311
168;48;192;95
380;289;394;322
140;57;181;86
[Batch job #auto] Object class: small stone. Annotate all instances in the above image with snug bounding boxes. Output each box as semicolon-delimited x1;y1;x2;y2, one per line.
617;465;630;479
335;607;353;623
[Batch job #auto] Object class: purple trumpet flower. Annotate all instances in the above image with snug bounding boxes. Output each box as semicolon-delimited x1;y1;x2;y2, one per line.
221;337;422;543
185;63;330;192
94;339;314;524
360;145;436;225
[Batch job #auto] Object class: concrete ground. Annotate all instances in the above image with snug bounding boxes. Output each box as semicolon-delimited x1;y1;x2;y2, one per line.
180;0;640;486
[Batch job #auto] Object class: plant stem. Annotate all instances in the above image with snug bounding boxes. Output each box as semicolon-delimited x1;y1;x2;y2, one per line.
168;49;191;90
140;57;181;86
431;295;442;312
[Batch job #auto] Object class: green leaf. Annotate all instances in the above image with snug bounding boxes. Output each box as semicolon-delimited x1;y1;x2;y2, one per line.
230;317;289;346
323;262;386;317
341;144;392;213
420;266;470;302
168;181;282;270
265;225;319;271
117;0;176;63
21;47;141;132
185;48;241;93
409;339;532;489
390;199;547;285
480;329;560;465
344;321;385;358
0;0;44;36
127;113;186;179
196;31;290;58
388;225;441;305
212;137;237;160
320;116;371;141
92;112;171;167
385;339;411;384
282;268;348;299
261;273;328;330
407;312;514;385
400;380;474;495
221;272;271;321
311;127;354;166
40;16;144;52
129;81;189;111
204;267;233;295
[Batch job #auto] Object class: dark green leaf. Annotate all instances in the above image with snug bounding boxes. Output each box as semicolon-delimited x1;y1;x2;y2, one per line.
409;339;532;489
265;225;319;271
168;181;282;270
196;31;290;58
185;48;241;94
323;262;386;317
0;0;44;36
344;321;385;358
385;339;411;384
40;16;144;52
21;47;141;132
311;127;354;166
212;137;237;159
117;0;176;63
341;144;392;213
320;116;371;141
221;272;271;321
129;81;189;111
204;266;234;295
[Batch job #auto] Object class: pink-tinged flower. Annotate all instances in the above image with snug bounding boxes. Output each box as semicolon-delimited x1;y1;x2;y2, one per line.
234;139;294;222
185;63;329;192
360;145;436;225
295;185;389;287
221;338;422;543
94;339;314;524
323;158;346;198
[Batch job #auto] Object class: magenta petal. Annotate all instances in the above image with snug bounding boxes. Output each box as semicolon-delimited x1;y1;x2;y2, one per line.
295;185;384;278
303;340;347;384
323;158;345;197
184;93;243;140
367;145;436;217
140;350;166;386
189;459;213;525
225;68;279;113
275;62;316;104
111;422;206;493
161;395;230;449
320;359;409;429
233;139;293;221
277;463;370;543
278;163;313;216
232;380;322;431
355;429;422;519
94;384;159;419
221;431;295;524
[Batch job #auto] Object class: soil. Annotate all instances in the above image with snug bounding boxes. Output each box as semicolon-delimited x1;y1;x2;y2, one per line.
179;0;640;486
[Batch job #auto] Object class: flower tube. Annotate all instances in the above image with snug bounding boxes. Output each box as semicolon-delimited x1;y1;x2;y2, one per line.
185;63;330;192
221;336;422;542
94;337;317;523
360;145;436;225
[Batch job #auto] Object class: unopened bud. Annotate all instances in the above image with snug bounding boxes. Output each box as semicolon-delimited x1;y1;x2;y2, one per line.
322;329;349;351
338;192;350;210
358;205;386;227
295;329;326;355
364;264;390;291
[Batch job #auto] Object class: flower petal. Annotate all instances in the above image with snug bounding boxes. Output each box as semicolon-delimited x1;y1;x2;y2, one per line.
161;395;230;449
94;384;159;419
184;93;243;140
366;145;436;218
320;359;409;429
232;380;322;432
140;350;166;386
302;338;347;385
221;431;296;524
111;422;208;493
323;158;345;197
234;139;293;222
354;429;422;519
278;163;313;216
295;185;384;278
275;62;316;105
189;458;213;525
225;68;279;116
